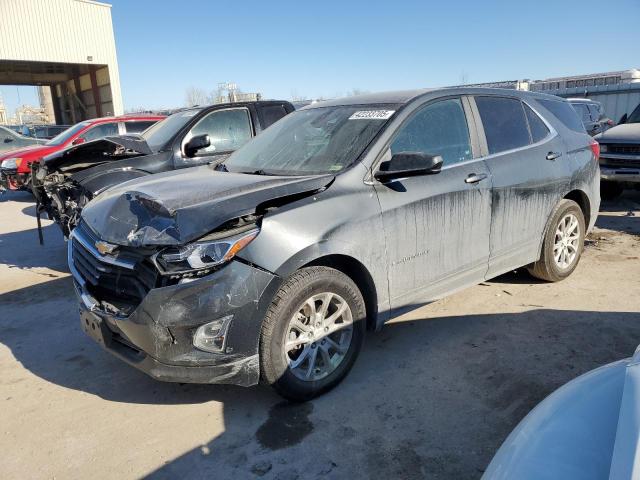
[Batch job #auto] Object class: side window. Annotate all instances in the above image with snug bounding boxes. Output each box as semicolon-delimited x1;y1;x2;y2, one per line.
538;99;586;133
125;121;156;134
390;98;472;166
259;105;288;128
524;104;550;143
186;108;252;155
81;122;119;142
475;96;530;154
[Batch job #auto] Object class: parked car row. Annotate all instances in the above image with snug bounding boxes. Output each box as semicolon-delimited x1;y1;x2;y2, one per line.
0;124;46;155
0;114;165;190
31;100;294;236
26;87;597;401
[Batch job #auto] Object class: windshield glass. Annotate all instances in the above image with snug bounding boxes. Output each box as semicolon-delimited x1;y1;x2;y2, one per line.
223;105;396;175
46;121;91;146
627;103;640;124
141;110;200;151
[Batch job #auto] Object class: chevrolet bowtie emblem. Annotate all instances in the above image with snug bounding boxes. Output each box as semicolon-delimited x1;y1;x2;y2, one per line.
95;241;118;255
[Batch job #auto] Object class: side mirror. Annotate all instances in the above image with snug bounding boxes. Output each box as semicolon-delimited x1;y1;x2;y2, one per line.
72;137;86;146
375;152;443;182
4;137;13;143
619;113;628;125
184;134;211;158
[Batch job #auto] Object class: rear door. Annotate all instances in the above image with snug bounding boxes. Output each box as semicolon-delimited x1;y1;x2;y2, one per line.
374;96;493;307
472;95;570;278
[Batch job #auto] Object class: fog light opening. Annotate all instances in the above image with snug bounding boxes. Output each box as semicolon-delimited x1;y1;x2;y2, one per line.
193;315;234;353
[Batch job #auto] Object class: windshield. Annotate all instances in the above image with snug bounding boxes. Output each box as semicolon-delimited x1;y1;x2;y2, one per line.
141;110;200;152
46;122;91;145
46;121;91;146
627;103;640;124
223;105;396;175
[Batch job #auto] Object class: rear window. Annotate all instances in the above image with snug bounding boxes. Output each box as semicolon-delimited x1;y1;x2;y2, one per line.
125;120;156;134
538;99;586;133
259;105;289;128
475;96;530;154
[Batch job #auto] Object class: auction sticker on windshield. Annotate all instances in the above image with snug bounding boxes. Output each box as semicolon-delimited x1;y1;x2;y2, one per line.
349;110;395;120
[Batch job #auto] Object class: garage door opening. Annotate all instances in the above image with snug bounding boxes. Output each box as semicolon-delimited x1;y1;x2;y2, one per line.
0;60;117;125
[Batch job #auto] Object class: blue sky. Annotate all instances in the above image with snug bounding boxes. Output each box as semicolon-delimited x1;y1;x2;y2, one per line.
2;0;639;115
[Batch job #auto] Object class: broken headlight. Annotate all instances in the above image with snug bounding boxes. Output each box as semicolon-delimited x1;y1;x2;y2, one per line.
156;228;259;276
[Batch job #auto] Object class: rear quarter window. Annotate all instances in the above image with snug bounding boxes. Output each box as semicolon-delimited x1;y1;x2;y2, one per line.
538;99;586;133
475;96;530;154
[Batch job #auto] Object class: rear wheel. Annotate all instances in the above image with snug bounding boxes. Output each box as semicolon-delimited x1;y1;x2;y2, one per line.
528;199;585;282
260;267;366;401
600;181;623;201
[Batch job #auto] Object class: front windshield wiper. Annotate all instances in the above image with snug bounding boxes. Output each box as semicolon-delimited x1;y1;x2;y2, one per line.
240;169;277;176
213;162;228;172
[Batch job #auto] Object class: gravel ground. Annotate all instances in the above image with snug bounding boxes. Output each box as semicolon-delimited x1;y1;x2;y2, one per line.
0;190;639;480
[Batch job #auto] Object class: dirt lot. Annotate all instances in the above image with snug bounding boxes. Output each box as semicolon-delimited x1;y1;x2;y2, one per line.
0;190;638;480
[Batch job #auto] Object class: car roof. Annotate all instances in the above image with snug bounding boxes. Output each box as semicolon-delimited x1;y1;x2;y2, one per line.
304;87;565;109
84;115;166;124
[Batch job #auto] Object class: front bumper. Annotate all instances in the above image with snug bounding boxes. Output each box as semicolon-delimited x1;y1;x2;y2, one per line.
600;152;640;185
69;230;281;386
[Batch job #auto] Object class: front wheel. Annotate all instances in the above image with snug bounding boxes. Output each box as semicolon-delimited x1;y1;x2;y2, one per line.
528;199;585;282
259;267;366;401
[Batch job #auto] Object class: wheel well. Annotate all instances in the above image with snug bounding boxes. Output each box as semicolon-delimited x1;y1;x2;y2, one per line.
304;254;378;330
564;190;590;226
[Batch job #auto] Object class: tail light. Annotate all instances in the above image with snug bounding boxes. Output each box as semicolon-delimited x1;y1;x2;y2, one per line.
590;140;600;162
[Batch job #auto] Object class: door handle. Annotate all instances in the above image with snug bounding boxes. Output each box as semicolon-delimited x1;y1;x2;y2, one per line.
546;151;562;161
465;173;488;184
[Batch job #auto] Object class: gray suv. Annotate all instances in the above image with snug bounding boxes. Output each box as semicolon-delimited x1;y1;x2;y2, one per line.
69;88;599;400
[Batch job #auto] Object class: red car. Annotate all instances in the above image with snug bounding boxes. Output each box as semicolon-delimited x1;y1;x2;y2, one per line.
0;115;165;190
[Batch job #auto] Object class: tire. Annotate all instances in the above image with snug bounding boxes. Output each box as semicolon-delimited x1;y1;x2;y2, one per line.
600;181;623;201
260;266;366;401
528;199;585;282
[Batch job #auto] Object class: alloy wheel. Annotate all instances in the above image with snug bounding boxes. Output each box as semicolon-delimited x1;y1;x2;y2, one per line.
284;292;353;381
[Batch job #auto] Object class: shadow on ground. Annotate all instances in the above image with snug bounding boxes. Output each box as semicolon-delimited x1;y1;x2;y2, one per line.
596;190;639;235
2;276;639;479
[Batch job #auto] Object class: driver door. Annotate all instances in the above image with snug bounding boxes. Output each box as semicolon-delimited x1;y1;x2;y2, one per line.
373;97;492;310
176;107;253;168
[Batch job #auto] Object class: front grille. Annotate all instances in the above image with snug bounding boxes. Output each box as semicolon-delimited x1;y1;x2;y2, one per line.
607;144;640;155
601;157;640;168
71;223;158;313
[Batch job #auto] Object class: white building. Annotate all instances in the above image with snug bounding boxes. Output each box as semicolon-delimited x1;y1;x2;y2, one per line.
0;0;123;124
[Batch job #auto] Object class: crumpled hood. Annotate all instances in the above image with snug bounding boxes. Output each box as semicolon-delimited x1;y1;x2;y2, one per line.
595;123;640;144
43;136;152;171
81;165;333;247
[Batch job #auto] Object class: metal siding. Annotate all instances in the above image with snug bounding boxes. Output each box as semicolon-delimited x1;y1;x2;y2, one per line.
0;0;123;114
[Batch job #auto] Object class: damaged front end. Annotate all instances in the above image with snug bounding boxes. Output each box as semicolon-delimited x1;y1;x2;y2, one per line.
32;137;150;238
70;170;333;386
32;162;92;238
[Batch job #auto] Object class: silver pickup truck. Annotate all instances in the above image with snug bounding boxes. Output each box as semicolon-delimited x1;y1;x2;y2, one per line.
595;102;640;199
